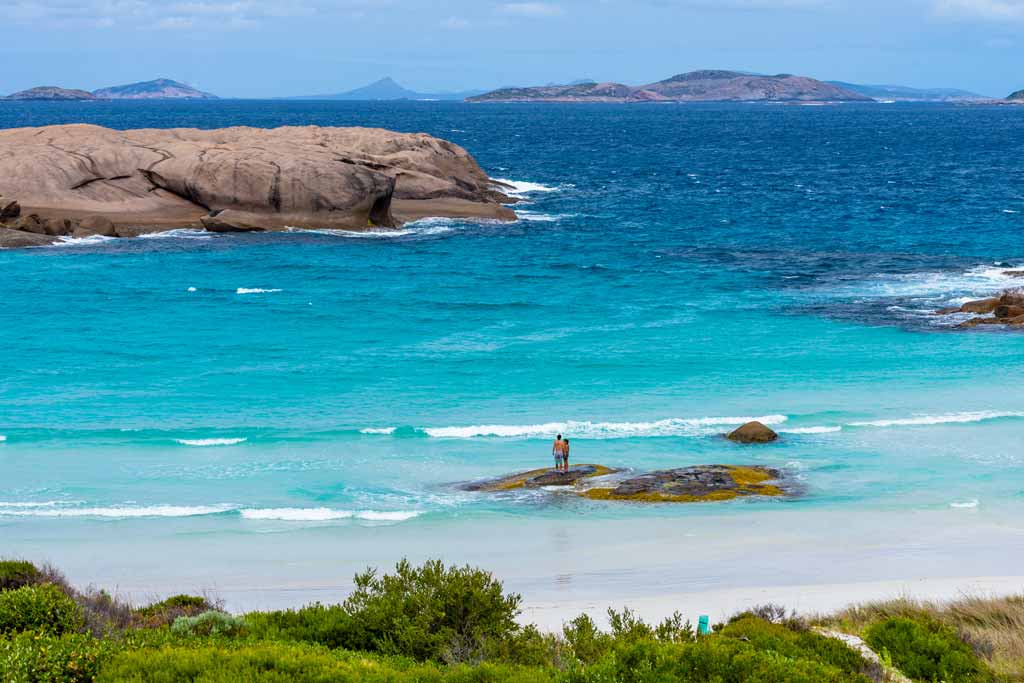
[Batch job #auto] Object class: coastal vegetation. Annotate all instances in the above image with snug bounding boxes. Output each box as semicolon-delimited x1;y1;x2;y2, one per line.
0;558;1014;682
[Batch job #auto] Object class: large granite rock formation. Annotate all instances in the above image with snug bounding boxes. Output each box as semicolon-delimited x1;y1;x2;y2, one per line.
583;465;786;503
4;87;98;101
0;124;515;245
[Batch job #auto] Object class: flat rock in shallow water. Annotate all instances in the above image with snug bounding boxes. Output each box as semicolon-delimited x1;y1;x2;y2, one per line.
460;464;618;492
582;465;786;503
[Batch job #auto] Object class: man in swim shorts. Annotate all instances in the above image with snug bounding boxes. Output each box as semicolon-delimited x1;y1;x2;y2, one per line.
552;434;565;471
563;439;570;473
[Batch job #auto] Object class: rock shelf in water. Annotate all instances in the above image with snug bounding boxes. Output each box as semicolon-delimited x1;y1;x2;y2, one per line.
583;465;785;502
460;464;619;492
0;124;516;247
462;464;788;503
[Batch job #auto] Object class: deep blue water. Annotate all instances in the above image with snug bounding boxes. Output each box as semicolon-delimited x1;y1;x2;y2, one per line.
1;100;1023;604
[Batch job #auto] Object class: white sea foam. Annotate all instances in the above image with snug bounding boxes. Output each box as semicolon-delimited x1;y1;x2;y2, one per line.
0;435;5;442
239;508;420;522
848;411;1024;428
360;427;396;435
950;499;979;509
187;287;197;292
859;264;1022;301
1003;209;1019;214
423;415;788;439
778;426;843;434
0;501;66;508
515;210;574;223
175;437;248;446
491;178;561;198
53;235;118;247
138;229;213;240
236;288;282;295
0;505;232;518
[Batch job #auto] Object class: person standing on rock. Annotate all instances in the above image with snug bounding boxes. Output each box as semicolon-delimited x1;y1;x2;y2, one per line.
563;439;571;473
552;434;565;472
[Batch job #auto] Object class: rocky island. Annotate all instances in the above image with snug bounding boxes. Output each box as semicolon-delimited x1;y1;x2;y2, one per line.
1008;89;1024;102
468;70;872;103
4;87;98;101
0;124;515;247
460;463;790;503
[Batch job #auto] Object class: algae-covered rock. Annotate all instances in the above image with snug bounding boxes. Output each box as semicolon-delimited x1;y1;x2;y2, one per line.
726;421;779;444
582;465;785;503
461;464;618;492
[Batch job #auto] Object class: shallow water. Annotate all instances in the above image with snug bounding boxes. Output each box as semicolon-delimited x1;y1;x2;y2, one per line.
1;101;1023;610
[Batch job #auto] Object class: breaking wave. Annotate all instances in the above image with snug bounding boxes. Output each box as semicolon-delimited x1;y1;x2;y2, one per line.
239;508;420;522
848;411;1024;428
0;504;233;518
778;426;843;434
950;499;979;509
422;415;788;439
236;288;282;295
492;177;562;199
175;437;248;446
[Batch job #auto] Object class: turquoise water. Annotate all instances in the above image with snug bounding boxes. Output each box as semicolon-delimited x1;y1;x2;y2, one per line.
1;101;1024;608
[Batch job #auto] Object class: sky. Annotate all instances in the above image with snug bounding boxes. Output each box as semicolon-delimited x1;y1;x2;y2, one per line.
0;0;1020;97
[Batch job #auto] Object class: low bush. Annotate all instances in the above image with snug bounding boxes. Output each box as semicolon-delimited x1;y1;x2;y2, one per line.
864;616;995;683
0;630;114;683
247;602;352;649
0;584;84;636
95;641;555;683
719;615;867;675
133;594;213;629
565;636;872;683
0;561;40;592
170;611;247;638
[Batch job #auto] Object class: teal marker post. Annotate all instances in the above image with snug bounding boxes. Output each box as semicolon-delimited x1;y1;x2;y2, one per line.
697;615;710;635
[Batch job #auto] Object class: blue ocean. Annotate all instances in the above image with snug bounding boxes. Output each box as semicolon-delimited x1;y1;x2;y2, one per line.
2;101;1023;616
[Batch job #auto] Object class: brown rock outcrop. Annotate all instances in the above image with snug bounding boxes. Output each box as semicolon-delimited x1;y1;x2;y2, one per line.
939;290;1024;329
726;421;779;444
0;124;515;246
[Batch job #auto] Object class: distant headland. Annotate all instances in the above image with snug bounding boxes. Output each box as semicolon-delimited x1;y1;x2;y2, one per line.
467;70;873;103
3;78;217;101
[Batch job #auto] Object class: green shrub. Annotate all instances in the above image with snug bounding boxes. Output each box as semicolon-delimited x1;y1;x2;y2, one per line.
339;559;522;662
169;611;247;638
95;641;554;683
0;561;40;592
864;617;995;683
0;584;84;636
719;615;866;674
0;630;114;683
247;602;352;649
566;636;871;683
562;613;612;664
136;594;210;618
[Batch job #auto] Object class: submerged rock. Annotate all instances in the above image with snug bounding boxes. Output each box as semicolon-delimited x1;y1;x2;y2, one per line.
0;123;516;247
726;421;779;444
582;465;786;503
460;464;618;492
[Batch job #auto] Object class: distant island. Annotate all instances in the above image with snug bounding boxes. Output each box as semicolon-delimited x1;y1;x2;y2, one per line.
826;81;988;102
3;78;217;101
290;77;483;101
5;87;98;101
1009;89;1024;102
467;70;873;103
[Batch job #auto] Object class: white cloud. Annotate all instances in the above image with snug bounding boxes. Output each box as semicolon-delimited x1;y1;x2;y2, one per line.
156;15;194;29
934;0;1024;20
498;2;565;17
441;16;471;28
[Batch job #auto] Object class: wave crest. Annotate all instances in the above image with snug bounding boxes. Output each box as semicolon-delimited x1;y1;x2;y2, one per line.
175;438;247;446
423;415;788;439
